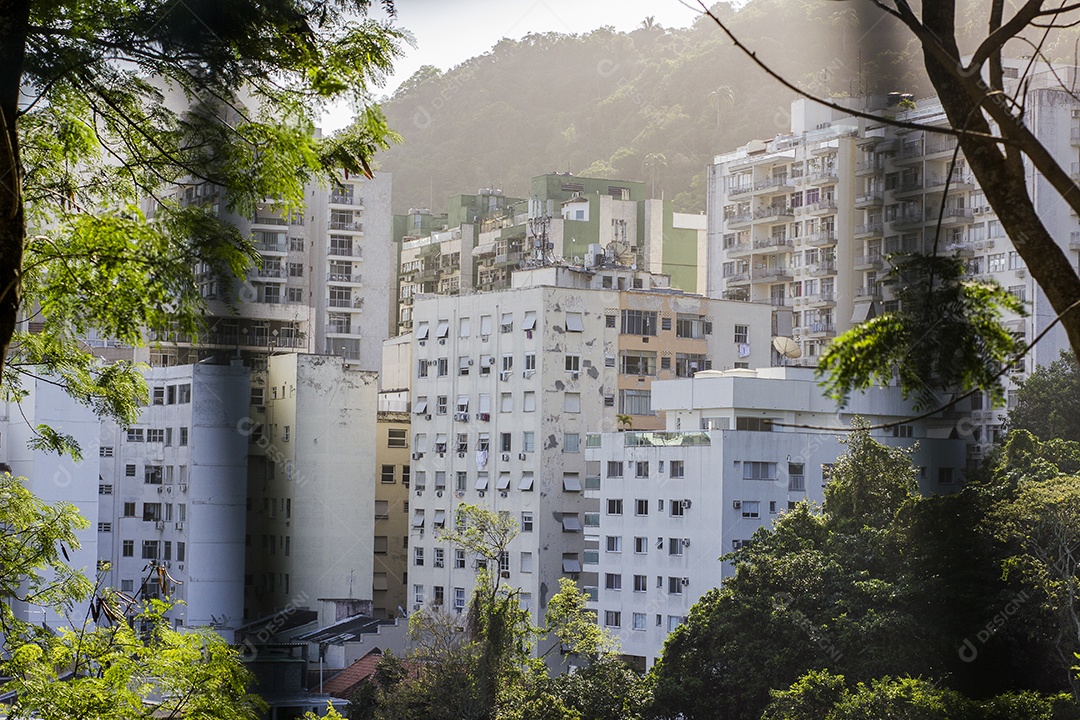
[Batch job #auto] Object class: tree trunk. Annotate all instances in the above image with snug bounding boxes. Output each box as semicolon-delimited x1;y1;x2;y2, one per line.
921;2;1080;363
0;0;30;382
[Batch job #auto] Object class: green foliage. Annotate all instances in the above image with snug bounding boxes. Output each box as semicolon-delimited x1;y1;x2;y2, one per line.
649;429;1080;720
545;577;618;659
1008;351;1080;443
819;254;1026;410
0;471;262;719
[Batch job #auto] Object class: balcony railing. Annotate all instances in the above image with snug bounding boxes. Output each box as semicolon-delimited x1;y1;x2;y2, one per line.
805;232;837;246
328;273;359;283
253;216;287;226
806;292;836;305
788;475;806;492
754;236;792;250
808;261;836;277
329;194;355;205
855;286;882;299
254;268;285;278
623;431;711;447
328;245;358;257
751;266;792;281
855;222;883;236
329;221;364;231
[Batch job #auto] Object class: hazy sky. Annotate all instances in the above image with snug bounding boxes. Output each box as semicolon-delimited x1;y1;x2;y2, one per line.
322;0;704;131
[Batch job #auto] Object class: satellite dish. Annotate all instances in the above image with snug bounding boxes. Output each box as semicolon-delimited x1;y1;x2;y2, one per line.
772;336;802;360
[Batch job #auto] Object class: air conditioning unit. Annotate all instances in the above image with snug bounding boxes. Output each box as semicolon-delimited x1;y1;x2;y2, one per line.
156;486;163;494
500;491;508;498
683;538;691;547
570;371;580;379
455;491;465;498
179;484;187;492
177;563;184;571
732;500;742;510
416;489;423;496
481;335;490;341
485;356;496;365
1016;268;1026;278
166;486;173;493
500;571;511;578
413;603;422;611
518;453;526;460
478;490;485;497
468;359;474;365
502;454;510;461
255;405;265;414
412;452;424;460
457;452;465;458
454;412;469;421
425;414;432;420
436;490;443;497
439;338;446;345
500;371;512;381
175;522;184;530
683;499;693;509
973;207;984;215
682;577;690;586
155;521;165;530
418;340;426;346
478;413;490;421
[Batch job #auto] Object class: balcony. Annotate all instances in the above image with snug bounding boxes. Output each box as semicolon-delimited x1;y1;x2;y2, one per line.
728;184;753;197
753;176;794;192
330;194;362;208
892;177;923;196
754;236;793;252
256;240;287;254
807;321;836;337
753;204;795;222
855;160;881;175
328;272;361;285
724;241;753;258
808;261;836;277
788;475;806;492
804;200;837;215
805;170;839;184
751;266;792;281
855;286;882;299
253;267;287;281
1070;231;1080;250
896;142;924;162
890;212;925;228
924;139;959;157
924;173;975;192
252;215;287;227
806;292;836;307
329;221;364;232
854;190;883;207
940;207;973;223
854;254;884;271
327;245;360;258
804;231;837;247
724;271;751;285
325;324;357;336
854;222;883;237
1072;127;1080;145
726;212;754;227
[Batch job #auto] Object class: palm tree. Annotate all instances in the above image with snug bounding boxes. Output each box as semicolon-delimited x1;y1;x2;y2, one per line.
643;153;667;198
709;85;735;129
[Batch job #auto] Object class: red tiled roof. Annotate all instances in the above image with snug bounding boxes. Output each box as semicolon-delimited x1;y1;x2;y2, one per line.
321;648;382;699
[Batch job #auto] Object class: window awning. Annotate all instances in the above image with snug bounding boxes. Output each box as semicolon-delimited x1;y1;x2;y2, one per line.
416;321;429;340
519;474;534;491
414;400;428;414
436;321;449;338
475;474;489;490
523;312;537;331
433;510;446;525
565;313;584;332
562;558;582;573
471;242;497;257
497;473;511;490
561;514;581;532
562;475;582;492
851;301;874;324
459;357;471;369
457;394;469;407
412;512;425;527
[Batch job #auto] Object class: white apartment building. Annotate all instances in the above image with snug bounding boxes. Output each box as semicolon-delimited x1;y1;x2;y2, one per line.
159;170;394;370
97;363;249;637
708;63;1080;459
1;375;100;626
406;266;772;642
583;367;968;670
245;353;380;623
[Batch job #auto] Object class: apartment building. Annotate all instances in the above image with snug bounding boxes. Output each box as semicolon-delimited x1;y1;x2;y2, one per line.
97;363;249;637
395;175;709;335
405;266;772;641
373;409;410;619
244;353;380;623
154;170;394;370
708;65;1080;458
1;375;100;626
583;367;968;670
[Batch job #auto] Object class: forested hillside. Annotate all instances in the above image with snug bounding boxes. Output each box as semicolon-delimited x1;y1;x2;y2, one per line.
376;0;931;214
375;0;1080;215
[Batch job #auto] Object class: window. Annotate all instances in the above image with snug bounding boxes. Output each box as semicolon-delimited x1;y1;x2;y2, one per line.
454;587;467;612
620;389;652;416
670;500;685;517
988;252;1007;273
605;573;622;590
177;384;191;403
417;359;428;378
413;547;424;566
521;511;534;532
434;547;445;568
676;314;709;339
742;461;777;480
893;424;913;438
607;461;623;477
620;350;656;376
99;445;114;457
621;309;658;336
500;433;512;453
99;483;113;495
561;513;581;532
635;499;649;516
459;356;471;376
459;317;471;337
670;461;685;478
604;610;621;628
380;464;395;484
668;615;685;632
524;352;536;372
523;392;536;412
741;500;761;518
152;387;165;405
565;354;581;372
98;522;112;532
144;466;163;485
520;552;534;573
634;536;648;554
522;432;535;452
455;549;466;568
635;461;649;478
564;393;581;413
736;417;775;432
122;540;134;557
607;498;623;515
127;429;144;442
606;536;622;553
388;428;408;448
141;540;159;560
634;575;648;592
734;324;749;344
123;502;136;517
668;577;683;595
565;312;584;332
668;538;685;556
500;312;513;332
633;612;647;630
436;396;448;415
501;354;513;373
374;500;389;518
179;427;188;446
414;585;424;605
437;358;448;377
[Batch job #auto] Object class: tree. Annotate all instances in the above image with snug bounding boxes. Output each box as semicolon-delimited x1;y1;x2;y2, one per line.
1008;351;1080;443
698;2;1080;403
0;471;263;719
0;0;407;437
